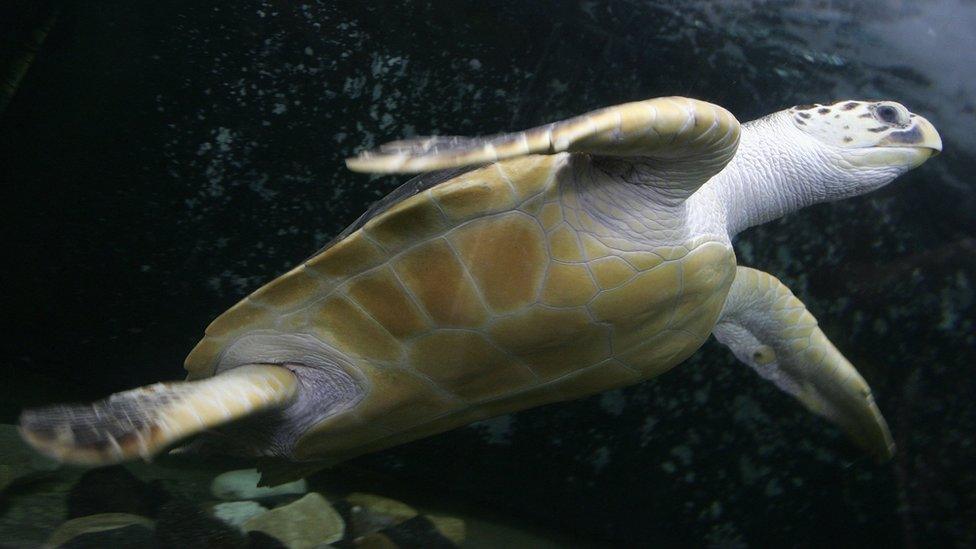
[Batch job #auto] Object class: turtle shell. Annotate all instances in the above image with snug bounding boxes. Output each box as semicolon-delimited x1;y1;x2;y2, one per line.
183;154;735;462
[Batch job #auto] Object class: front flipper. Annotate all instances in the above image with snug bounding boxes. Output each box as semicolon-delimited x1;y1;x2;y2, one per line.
18;365;298;465
347;96;740;197
713;267;895;461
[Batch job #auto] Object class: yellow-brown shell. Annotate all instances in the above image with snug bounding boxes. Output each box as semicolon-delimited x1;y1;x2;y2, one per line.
184;154;736;461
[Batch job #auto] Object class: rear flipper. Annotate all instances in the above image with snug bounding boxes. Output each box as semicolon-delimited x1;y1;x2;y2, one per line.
19;364;298;465
713;267;895;461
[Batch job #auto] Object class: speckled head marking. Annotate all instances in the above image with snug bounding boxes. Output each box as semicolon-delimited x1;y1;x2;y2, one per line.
788;99;941;168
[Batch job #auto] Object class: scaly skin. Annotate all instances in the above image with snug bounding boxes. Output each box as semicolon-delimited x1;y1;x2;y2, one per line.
714;267;895;461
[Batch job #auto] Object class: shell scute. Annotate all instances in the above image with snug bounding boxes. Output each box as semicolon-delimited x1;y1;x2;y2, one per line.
250;266;324;310
590;255;638;289
538;202;563;230
431;168;517;221
448;212;547;314
608;312;675;355
355;364;461;432
346;267;429;338
365;193;448;253
275;309;311;333
494;155;559;200
477;384;563;418
548;224;585;262
518;323;612;379
669;243;736;337
621;251;665;271
550;359;641;400
307;295;402;362
488;306;591;353
617;329;703;376
204;299;275;339
407;330;536;400
580;232;611;259
588;260;681;321
540;263;598;307
184;337;226;379
393;239;489;327
306;233;386;279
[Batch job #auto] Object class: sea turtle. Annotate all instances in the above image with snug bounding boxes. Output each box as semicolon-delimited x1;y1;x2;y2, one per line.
20;97;941;475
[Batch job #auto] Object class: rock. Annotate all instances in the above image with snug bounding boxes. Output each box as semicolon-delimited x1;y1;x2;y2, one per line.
344;493;417;536
337;516;461;549
155;497;249;548
345;532;399;548
243;492;344;548
379;516;457;548
0;424;59;492
345;493;417;521
213;501;269;530
47;513;154;547
60;524;156;548
211;469;307;501
246;530;288;548
66;465;169;519
426;515;466;546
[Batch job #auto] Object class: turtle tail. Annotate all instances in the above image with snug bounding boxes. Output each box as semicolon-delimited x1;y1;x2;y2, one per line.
18;365;298;465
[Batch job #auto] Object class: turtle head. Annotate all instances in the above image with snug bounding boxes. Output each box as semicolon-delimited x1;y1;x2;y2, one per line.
719;99;942;235
787;100;942;195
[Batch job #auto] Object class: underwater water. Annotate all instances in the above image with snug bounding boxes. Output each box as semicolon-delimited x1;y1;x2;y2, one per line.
2;0;974;547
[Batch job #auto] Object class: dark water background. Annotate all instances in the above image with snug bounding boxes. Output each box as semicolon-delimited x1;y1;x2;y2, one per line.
3;0;974;545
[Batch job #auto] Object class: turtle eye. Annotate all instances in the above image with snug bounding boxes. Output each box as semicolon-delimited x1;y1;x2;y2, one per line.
875;104;902;124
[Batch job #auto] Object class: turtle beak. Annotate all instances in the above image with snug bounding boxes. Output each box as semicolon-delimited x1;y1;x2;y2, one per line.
909;115;942;157
879;115;942;158
851;115;942;170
